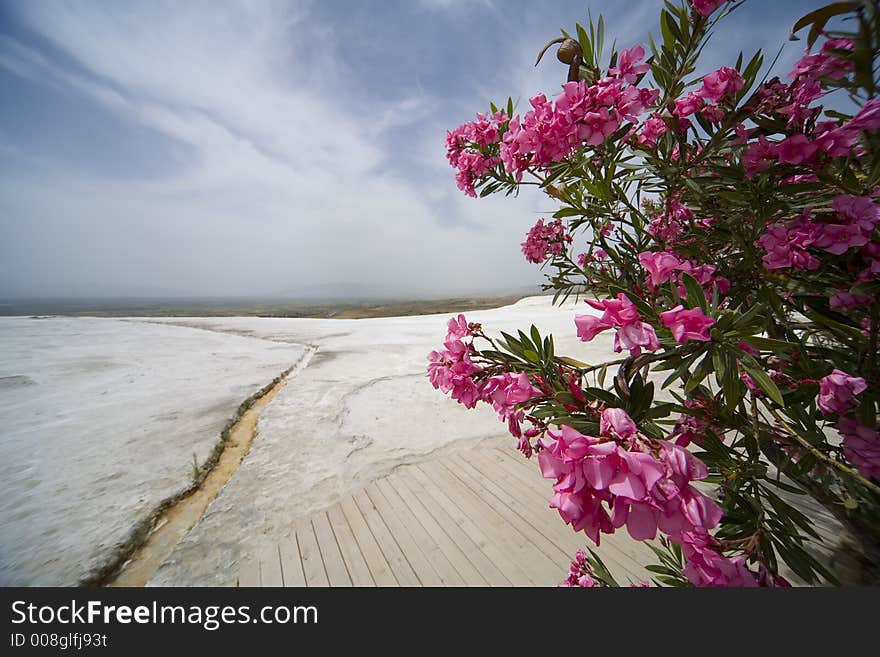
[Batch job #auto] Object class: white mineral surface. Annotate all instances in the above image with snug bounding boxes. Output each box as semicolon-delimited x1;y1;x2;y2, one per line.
0;316;304;585
146;295;603;585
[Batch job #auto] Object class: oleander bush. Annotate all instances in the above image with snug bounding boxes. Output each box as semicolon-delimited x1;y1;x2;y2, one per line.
428;0;880;586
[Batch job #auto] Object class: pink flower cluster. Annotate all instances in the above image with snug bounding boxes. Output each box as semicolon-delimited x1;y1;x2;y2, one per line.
545;409;767;587
574;294;660;357
680;531;758;587
742;97;880;178
446;111;508;197
646;200;695;243
501;52;658;179
699;66;744;103
560;549;598;587
758;196;880;270
756;209;822;270
538;410;723;546
427;315;545;452
690;0;725;18
483;372;543;451
838;419;880;480
817;369;867;416
521;218;572;264
427;314;481;407
638;251;730;298
790;38;854;86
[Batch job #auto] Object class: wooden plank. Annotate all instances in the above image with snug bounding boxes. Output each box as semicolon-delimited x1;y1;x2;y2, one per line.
423;460;563;585
327;504;375;586
492;448;663;575
363;482;443;586
468;449;655;583
386;473;487;585
454;451;646;583
393;469;499;586
295;518;329;587
442;454;571;563
237;555;260;587
373;478;465;586
409;463;524;585
353;488;420;586
259;544;284;587
312;511;353;587
278;535;306;587
339;497;398;586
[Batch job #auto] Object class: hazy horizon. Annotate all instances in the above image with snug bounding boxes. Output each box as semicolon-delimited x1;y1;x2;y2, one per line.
0;0;816;299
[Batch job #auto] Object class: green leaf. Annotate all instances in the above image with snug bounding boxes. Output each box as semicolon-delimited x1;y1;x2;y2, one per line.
530;325;543;355
680;272;708;313
556;355;591;369
684;352;713;394
576;23;593;66
740;336;798;352
789;2;859;47
742;362;784;406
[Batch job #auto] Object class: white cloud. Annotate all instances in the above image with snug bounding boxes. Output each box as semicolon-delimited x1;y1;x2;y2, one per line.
0;0;819;299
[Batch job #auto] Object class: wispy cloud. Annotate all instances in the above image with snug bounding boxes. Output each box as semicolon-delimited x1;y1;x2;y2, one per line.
0;0;817;298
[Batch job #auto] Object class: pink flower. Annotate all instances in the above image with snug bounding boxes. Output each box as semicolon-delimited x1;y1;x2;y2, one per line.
646;200;694;243
682;263;730;298
701;104;726;123
580;108;619;146
837;419;880;480
672;409;708;447
813;223;869;255
482;372;542;421
446;111;508;196
614;321;661;356
817;369;868;416
699;66;744;103
680;531;759;587
574;314;614;342
453;151;499;197
757;210;822;270
638;251;687;288
609;45;650;84
660;305;715;343
850;98;880;132
637;114;668;147
576;294;660;356
446;314;469;340
691;0;725;18
776;134;818;165
537;427;617;544
814;122;860;157
832;195;880;233
585;294;640;326
829;292;872;310
600;407;639;440
743;136;777;178
674;92;704;119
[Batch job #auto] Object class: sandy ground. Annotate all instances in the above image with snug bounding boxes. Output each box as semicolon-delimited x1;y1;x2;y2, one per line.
0;317;305;585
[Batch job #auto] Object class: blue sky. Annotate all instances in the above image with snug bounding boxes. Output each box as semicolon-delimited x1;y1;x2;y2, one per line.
0;0;820;298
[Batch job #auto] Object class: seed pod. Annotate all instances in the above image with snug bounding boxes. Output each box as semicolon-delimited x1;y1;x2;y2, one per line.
556;38;582;65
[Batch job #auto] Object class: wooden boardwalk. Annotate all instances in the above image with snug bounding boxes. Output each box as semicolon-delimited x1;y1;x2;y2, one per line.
236;443;659;587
